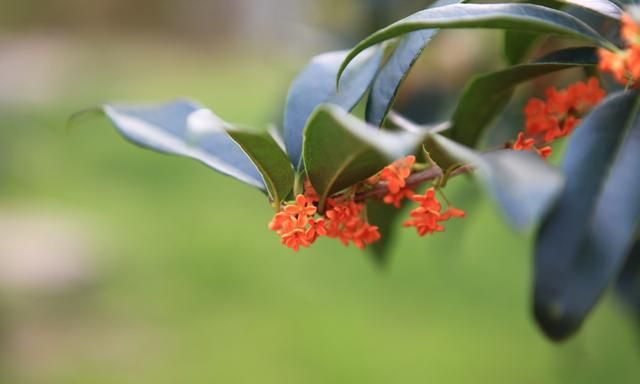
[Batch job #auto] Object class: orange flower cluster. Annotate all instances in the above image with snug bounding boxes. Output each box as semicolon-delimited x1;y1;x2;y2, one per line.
403;188;465;236
269;182;380;251
598;13;640;86
512;78;605;158
374;155;416;208
271;157;468;251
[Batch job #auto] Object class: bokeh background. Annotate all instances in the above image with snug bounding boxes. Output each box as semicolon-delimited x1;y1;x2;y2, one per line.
0;0;638;383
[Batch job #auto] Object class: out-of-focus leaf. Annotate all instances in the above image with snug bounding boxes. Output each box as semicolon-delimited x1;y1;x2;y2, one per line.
284;47;383;169
557;0;622;20
450;47;598;147
617;239;640;315
535;90;640;341
338;3;614;83
226;128;294;207
504;0;621;64
366;200;404;266
428;134;565;230
302;105;429;209
366;0;464;127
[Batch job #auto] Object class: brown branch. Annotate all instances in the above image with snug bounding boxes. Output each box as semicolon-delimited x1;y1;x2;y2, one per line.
354;164;474;202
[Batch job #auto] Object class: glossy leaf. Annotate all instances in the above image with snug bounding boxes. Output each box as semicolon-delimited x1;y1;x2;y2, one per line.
366;200;404;266
428;134;565;230
102;100;294;204
504;0;621;64
450;46;598;147
226;127;294;207
303;105;429;209
535;90;640;341
284;47;383;169
338;2;614;83
366;0;464;127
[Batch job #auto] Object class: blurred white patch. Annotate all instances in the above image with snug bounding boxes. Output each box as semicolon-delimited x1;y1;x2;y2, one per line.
0;211;96;295
186;108;225;136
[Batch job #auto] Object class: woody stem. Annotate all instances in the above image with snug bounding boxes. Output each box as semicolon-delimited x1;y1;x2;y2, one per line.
354;164;474;202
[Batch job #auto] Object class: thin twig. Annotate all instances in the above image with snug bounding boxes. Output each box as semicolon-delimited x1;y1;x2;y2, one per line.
354;164;474;202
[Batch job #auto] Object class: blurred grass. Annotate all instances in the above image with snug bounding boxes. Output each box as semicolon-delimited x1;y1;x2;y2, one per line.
0;40;639;384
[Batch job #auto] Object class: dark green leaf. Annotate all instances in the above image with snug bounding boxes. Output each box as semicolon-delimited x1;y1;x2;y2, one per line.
285;48;383;169
338;3;614;84
366;200;404;266
226;127;294;207
535;90;640;341
429;134;565;229
303;105;430;209
504;30;542;65
366;0;465;127
450;46;598;147
503;0;621;64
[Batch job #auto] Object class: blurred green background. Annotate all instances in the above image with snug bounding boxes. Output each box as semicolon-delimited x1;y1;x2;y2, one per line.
0;1;639;383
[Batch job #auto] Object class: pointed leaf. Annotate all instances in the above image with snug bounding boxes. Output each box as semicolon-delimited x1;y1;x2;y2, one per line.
225;127;294;207
450;47;598;147
338;2;613;83
429;134;565;229
102;100;268;191
303;105;429;209
366;200;404;266
285;48;383;169
504;0;621;64
366;0;465;127
535;90;640;340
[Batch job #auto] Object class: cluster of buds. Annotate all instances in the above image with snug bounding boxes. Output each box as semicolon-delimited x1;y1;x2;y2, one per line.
270;156;465;251
598;13;640;87
511;77;605;158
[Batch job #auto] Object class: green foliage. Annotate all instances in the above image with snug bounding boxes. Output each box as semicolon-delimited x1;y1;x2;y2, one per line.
284;48;383;169
90;0;640;344
302;105;429;209
225;128;294;208
450;46;598;147
535;91;640;340
428;134;564;230
338;2;614;84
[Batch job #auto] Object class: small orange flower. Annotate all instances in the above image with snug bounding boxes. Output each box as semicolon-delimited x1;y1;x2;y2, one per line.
379;155;415;193
515;78;604;159
323;199;380;248
403;188;464;236
622;13;640;45
598;13;640;87
376;155;416;207
270;194;318;251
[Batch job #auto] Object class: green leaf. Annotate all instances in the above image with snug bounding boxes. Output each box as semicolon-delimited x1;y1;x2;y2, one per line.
100;100;294;205
366;200;404;266
337;2;613;84
503;0;621;64
101;100;267;191
450;46;598;147
366;0;465;127
302;105;430;209
504;30;543;65
285;48;383;170
534;90;640;341
225;127;294;207
428;134;565;230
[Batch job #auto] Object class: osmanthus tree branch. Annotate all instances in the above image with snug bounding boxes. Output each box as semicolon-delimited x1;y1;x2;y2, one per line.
355;164;474;202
